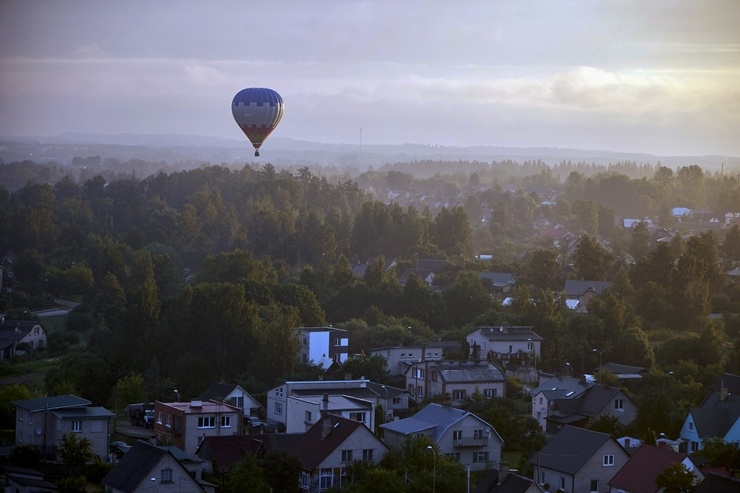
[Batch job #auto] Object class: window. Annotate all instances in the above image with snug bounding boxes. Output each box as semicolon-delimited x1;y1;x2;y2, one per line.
349;412;366;422
474;429;484;439
161;467;173;483
527;341;534;351
508;345;513;353
590;479;599;492
472;451;489;463
539;396;543;404
342;449;353;462
415;368;424;379
300;472;310;488
408;384;414;393
274;402;283;415
452;389;466;400
689;422;694;431
319;468;333;489
603;454;615;466
362;449;374;461
302;338;307;346
197;416;215;428
445;452;460;461
166;415;171;428
221;415;231;428
537;411;542;420
484;389;496;398
453;430;462;440
335;338;340;346
560;477;565;490
275;387;283;398
416;387;423;397
72;420;82;432
431;371;437;382
393;397;401;404
157;412;163;424
303;411;311;423
614;399;624;411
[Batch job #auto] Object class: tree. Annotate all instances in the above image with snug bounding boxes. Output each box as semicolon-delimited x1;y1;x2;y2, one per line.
527;249;560;290
0;385;31;429
226;455;270;493
572;235;612;280
628;221;651;260
340;354;391;383
58;433;95;466
655;462;696;493
262;449;302;493
724;224;740;261
57;476;88;493
114;373;148;411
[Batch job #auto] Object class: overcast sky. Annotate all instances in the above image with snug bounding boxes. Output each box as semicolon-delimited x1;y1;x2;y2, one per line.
1;0;738;156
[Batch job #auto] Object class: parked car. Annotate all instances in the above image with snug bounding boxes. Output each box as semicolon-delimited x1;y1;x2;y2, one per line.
264;419;286;433
245;416;263;428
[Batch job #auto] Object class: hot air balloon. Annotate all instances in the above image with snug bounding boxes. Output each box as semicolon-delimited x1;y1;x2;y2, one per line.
231;87;284;157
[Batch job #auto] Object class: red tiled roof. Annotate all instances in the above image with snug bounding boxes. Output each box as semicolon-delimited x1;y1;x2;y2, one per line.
608;444;692;493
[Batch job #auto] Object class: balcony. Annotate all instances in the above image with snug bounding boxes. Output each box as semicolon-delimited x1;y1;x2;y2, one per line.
453;436;488;448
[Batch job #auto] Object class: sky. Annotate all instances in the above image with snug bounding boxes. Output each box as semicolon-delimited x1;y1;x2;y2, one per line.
0;0;739;156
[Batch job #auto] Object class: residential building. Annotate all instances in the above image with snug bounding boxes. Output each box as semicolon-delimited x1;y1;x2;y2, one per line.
12;395;114;460
0;465;56;493
529;376;592;432
296;326;349;367
531;425;629;493
607;444;703;493
405;361;506;406
351;257;397;278
477;272;516;298
679;388;740;453
563;280;612;312
153;399;241;455
694;472;740;493
102;440;213;493
294;414;389;492
368;344;444;380
465;324;542;380
545;383;638;434
266;379;407;432
380;403;503;471
595;363;647;383
490;473;545;493
0;319;47;361
198;382;262;418
285;393;374;434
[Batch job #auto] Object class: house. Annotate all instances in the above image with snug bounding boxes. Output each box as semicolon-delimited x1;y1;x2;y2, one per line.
490;473;545;493
607;444;703;493
694;472;740;493
294;413;389;492
195;435;268;474
102;440;213;493
529;376;593;432
0;465;57;493
545;383;638;435
404;361;507;406
531;425;629;493
398;267;435;287
595;363;647;382
0;319;48;360
380;403;503;471
296;326;350;367
679;388;740;453
477;272;516;297
368;344;444;386
12;395;114;460
351;257;398;278
266;378;407;432
152;399;242;455
197;382;262;418
563;280;612;312
465;324;542;382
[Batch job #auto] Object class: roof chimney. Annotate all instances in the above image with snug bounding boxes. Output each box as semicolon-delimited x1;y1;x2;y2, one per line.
624;438;630;448
501;322;509;333
321;415;332;439
499;462;509;484
721;387;729;401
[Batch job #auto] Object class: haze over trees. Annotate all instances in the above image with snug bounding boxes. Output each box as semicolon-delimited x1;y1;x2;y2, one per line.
2;156;740;446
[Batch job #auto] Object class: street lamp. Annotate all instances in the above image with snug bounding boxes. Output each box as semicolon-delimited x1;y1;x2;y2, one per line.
427;445;436;493
150;477;159;492
565;362;573;377
174;389;180;402
592;348;603;383
663;372;674;393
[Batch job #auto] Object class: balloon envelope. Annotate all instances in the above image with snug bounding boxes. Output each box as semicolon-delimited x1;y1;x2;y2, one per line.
232;87;284;156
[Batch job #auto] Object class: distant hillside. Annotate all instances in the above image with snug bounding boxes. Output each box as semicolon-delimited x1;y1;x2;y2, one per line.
1;133;738;172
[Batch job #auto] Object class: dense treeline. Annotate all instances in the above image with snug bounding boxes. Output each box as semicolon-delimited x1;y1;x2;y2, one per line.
3;158;740;444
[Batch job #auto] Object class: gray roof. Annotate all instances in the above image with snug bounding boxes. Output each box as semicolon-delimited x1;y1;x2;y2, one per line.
473;325;543;342
53;407;115;419
529;376;592;398
478;272;516;287
491;473;539;493
597;362;647;376
199;382;240;401
12;395;91;412
380;403;503;444
690;391;740;439
531;425;614;474
435;363;507;384
564;280;612;297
